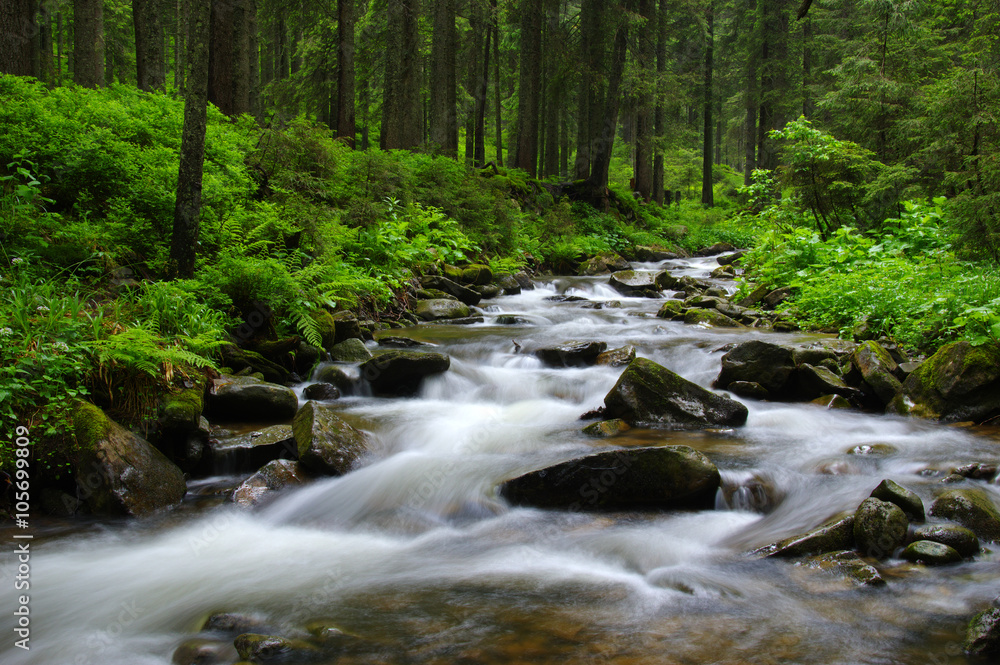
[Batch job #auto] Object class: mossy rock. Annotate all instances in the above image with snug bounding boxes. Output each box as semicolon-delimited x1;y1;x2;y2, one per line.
582;419;632;438
220;344;290;385
729;381;770;400
811;394;853;410
233;634;318;662
604;357;748;429
806;550;885;587
965;607;1000;657
72;401;187;516
414;299;472;321
292;401;369;475
870;479;924;522
683;308;743;328
208;376;298;422
578;252;630;276
330;338;373;363
929;488;1000;542
714;340;796;395
231;460;309;508
755;512;855;558
331;311;363;344
420;275;482;306
911;523;979;557
596;345;636;367
208;425;296;474
608;270;676;297
656;300;686;320
854;497;909;559
172;638;238;665
360;350;451;396
887;341;1000;423
900;540;962;565
310;309;339;352
535;340;608;367
500;445;720;511
793;364;860;402
852;341;902;404
159;385;205;436
462;263;493;286
496;273;522;295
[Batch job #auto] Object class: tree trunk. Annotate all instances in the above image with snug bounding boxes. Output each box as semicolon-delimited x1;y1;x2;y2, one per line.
587;1;630;209
134;0;166;91
633;0;654;201
653;0;666;205
208;0;252;116
757;0;789;171
701;1;714;207
493;7;502;165
474;9;492;167
513;0;541;175
337;0;356;147
73;0;104;87
171;0;211;280
429;0;458;156
542;2;559;178
574;0;604;180
381;0;422;150
743;0;758;185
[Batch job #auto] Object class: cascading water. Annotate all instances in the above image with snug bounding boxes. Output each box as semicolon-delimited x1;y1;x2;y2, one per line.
4;256;999;665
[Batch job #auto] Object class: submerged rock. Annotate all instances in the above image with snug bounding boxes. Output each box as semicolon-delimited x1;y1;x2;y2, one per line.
900;540;962;565
231;460;309;507
929;488;1000;542
807;550;886;587
888;341;1000;423
72;401;187;516
535;340;608;367
603;357;748;429
361;350;451;396
911;524;979;557
500;445;720;511
292;401;369;475
608;270;676;297
208;376;298;422
582;419;632;438
756;513;855;558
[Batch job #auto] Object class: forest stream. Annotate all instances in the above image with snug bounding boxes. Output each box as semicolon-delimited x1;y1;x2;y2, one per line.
3;255;999;665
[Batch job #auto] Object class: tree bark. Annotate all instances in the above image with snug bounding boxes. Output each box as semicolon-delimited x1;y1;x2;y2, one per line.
743;0;758;185
633;0;655;201
337;0;356;147
381;0;422;150
134;0;166;91
474;8;492;167
574;0;604;180
0;0;33;76
493;6;502;165
208;0;252;116
73;0;104;87
429;0;458;156
701;0;714;207
171;0;211;280
587;1;631;209
513;0;542;175
653;0;667;205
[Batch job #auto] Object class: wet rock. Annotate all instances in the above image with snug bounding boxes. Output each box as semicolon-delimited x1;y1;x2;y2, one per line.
608;270;677;297
496;273;522;295
851;341;902;404
684;294;727;309
854;497;909;559
500;445;720;511
717;250;747;265
807;550;885;587
794;364;860;402
415;287;457;301
377;336;432;348
911;524;979;557
964;607;1000;657
513;271;535;291
887;341;1000;423
294;343;322;377
535;341;608;367
792;347;839;367
812;395;853;410
208;376;298;422
172;638;238;665
720;474;784;513
544;294;589;303
929;488;1000;542
582;419;632;438
604;357;748;429
633;245;681;261
220;344;290;385
655;300;686;320
329;338;373;363
313;365;357;394
728;381;769;400
756;513;855;558
302;383;340;401
420;275;482;306
360;350;451;396
292;401;369;475
596;345;636;367
710;264;736;279
684;308;743;328
461;264;494;286
71;401;187;516
428;315;484;325
160;385;205;437
762;287;792;309
847;443;897;456
203;613;273;635
231;460;309;507
495;314;531;325
870;479;924;521
415;298;472;321
900;540;962;565
694;242;735;257
475;284;502;299
209;425;297;474
233;634;318;663
737;283;770;308
714;340;796;395
579;251;630;275
331;312;363;344
951;462;998;481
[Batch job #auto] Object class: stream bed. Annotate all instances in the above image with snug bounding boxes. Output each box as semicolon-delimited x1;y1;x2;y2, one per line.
4;256;1000;665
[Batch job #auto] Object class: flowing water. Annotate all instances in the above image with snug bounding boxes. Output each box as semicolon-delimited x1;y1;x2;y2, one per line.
4;256;1000;665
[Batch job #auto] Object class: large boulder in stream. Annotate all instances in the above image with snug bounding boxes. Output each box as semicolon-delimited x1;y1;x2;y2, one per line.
755;513;856;558
420;275;481;306
72;401;187;516
604;357;748;429
608;270;677;297
929;488;1000;542
851;341;902;404
579;251;630;276
965;606;1000;657
535;340;608;367
292;401;369;475
714;340;797;396
207;376;298;422
361;350;451;396
853;497;909;559
500;445;720;511
414;298;472;322
887;341;1000;423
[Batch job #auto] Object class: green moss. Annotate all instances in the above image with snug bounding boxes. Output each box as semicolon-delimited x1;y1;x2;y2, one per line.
72;401;111;453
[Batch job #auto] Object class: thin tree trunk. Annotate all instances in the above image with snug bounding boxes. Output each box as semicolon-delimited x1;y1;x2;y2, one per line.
574;0;603;180
587;2;630;209
513;0;542;175
634;0;654;201
337;0;356;147
474;12;491;167
171;0;211;279
701;1;714;207
493;6;502;165
653;0;666;205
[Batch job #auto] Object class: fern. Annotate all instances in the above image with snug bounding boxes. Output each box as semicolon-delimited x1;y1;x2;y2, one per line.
90;326;219;377
288;300;324;347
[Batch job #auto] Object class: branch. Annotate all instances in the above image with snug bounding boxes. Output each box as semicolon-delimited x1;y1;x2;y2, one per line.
796;0;814;20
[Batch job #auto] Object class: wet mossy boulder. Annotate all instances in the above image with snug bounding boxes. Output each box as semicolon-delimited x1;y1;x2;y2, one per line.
415;299;472;321
911;524;979;557
965;607;1000;657
854;497;909;559
806;550;885;587
633;245;681;261
683;308;743;328
793;364;860;402
460;263;493;286
535;340;608;367
207;376;298;422
500;445;720;511
331;311;363;344
420;275;482;306
310;310;339;352
603;357;748;429
231;459;309;508
329;338;373;363
755;512;855;558
888;341;1000;423
579;251;630;276
608;270;677;297
900;540;962;565
220;344;290;385
929;488;1000;542
851;341;902;404
714;340;796;396
292;401;369;475
302;382;341;401
870;479;924;522
728;381;770;400
582;419;632;438
496;273;522;295
313;365;357;394
208;425;297;474
72;401;187;516
596;345;636;367
360;350;451;396
656;300;686;320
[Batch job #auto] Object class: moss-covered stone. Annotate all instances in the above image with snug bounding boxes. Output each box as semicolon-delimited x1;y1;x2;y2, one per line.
461;263;494;285
292;401;369;475
420;275;482;306
231;459;309;507
965;607;1000;657
208;376;298;422
812;394;853;410
578;252;630;276
729;381;770;400
854;497;909;559
360;350;451;396
233;634;318;662
331;312;363;344
172;637;238;665
496;273;522;295
806;550;886;587
656;300;686;320
683;308;743;328
604;357;748;429
755;512;855;558
929;488;1000;542
220;344;290;385
870;479;924;522
582;419;632;438
793;364;859;402
500;445;720;511
535;340;608;367
714;340;796;395
596;345;636;367
901;540;962;565
72;401;187;516
159;385;205;436
310;310;339;352
608;270;676;297
414;299;472;321
911;523;979;557
329;338;373;363
888;341;1000;423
